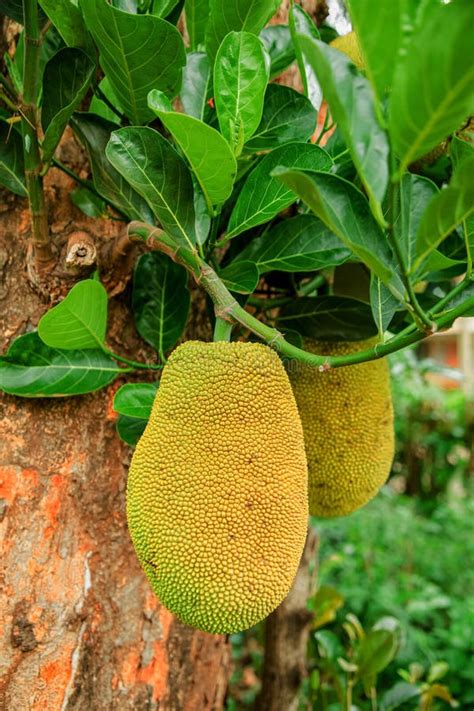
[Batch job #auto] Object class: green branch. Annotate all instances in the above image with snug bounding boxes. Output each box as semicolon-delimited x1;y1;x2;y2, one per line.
128;221;474;369
213;316;233;342
22;0;53;270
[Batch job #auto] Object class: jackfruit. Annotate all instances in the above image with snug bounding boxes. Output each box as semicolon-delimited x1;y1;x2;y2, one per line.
330;31;365;69
288;339;394;518
127;340;308;634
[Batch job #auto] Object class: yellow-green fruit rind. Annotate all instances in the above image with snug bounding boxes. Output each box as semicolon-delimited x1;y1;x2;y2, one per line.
330;31;365;69
289;339;394;518
127;341;308;634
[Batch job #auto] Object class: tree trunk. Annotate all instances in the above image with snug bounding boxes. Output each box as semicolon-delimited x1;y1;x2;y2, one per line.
256;528;319;711
0;164;230;709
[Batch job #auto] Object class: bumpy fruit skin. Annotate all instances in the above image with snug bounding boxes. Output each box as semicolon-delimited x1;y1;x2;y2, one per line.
330;31;364;69
127;340;308;634
288;339;394;518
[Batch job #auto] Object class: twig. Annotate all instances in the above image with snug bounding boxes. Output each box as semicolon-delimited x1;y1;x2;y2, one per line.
21;0;53;271
128;221;474;369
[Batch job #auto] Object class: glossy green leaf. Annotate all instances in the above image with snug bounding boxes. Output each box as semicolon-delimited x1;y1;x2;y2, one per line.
218;260;259;294
71;114;154;222
389;1;474;175
356;629;398;679
260;25;295;79
0;332;122;397
397;173;438;275
70;187;107;218
89;77;124;123
0;122;27;197
273;168;402;295
450;136;474;259
185;0;209;50
205;0;280;61
193;179;211;245
1;0;47;24
311;585;344;630
132;252;190;356
38;279;108;350
298;34;389;213
235;214;350;273
370;276;400;336
106;127;196;248
381;682;420;711
148;89;237;207
81;0;186;124
116;415;147;446
414;156;474;270
291;4;322;110
41;48;95;163
113;381;159;418
244;84;317;152
227;143;332;239
278;296;378;342
347;0;404;101
180;52;212;121
152;0;181;17
39;0;92;51
214;31;269;155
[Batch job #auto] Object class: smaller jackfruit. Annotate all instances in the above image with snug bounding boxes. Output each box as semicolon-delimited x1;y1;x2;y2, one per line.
330;31;364;69
127;340;308;634
289;339;394;518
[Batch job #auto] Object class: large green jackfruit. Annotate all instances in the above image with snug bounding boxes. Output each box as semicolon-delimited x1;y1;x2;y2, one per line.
289;339;394;518
127;340;308;634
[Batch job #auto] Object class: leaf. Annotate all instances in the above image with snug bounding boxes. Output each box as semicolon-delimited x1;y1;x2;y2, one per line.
193;179;211;245
39;0;92;51
70;187;107;218
389;1;474;175
0;122;27;197
106;126;196;248
205;0;280;61
41;48;95;163
227;143;332;239
381;682;420;711
414;156;474;270
311;585;344;630
260;24;295;79
347;0;405;101
71;113;154;222
185;0;209;51
291;4;322;110
235;214;350;273
273;168;402;295
1;0;47;24
427;662;449;684
113;381;159;418
151;0;181;17
38;279;108;350
80;0;186;124
298;34;389;213
397;173;438;275
132;252;190;356
214;31;269;155
116;415;147;446
89;77;124;123
218;260;259;294
0;332;121;397
278;296;378;342
148;89;237;207
244;84;317;152
356;629;398;679
180;52;212;121
370;276;400;336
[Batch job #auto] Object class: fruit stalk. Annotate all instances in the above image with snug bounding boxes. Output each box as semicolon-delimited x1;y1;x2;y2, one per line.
128;221;474;369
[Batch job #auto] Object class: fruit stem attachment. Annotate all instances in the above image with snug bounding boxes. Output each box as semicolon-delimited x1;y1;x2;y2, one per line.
128;221;474;369
213;316;233;342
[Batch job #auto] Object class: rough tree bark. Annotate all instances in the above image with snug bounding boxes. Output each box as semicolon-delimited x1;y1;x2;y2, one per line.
0;155;229;709
256;529;319;711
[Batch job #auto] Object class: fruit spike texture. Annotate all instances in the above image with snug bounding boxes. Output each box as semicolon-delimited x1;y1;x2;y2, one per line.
288;339;394;518
127;340;308;634
330;31;365;69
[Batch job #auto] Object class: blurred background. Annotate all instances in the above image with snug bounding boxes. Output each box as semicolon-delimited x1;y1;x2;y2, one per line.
227;318;474;710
